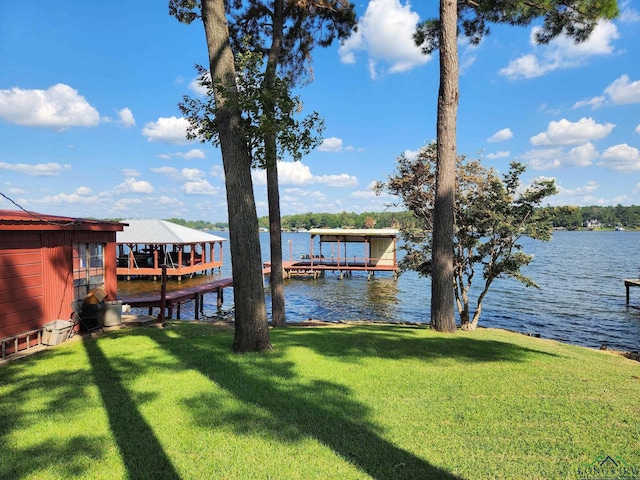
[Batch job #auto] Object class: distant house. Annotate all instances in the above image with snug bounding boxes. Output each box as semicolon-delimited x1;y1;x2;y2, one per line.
116;219;226;281
0;210;124;356
585;219;602;230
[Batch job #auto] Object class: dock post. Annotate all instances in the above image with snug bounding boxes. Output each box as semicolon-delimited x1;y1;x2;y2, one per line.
217;286;224;309
159;265;167;323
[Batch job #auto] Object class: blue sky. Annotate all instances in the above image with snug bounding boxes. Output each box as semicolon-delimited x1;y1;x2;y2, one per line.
1;0;639;223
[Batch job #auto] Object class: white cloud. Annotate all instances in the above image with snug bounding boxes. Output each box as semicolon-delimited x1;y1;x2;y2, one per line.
521;147;564;170
33;192;99;205
459;38;480;74
158;196;185;207
338;0;430;79
252;161;357;187
487;128;513;143
281;188;326;203
636;125;640;134
142;116;191;144
272;162;313;184
603;74;640;105
188;74;210;96
0;162;71;176
159;148;206;160
151;166;177;175
553;180;603;205
179;148;206;160
319;137;343;152
403;148;421;160
75;186;92;195
598;143;640;171
573;96;606;109
574;74;640;108
209;165;224;179
182;179;218;195
315;173;359;187
500;54;551;80
151;166;206;182
117;107;135;127
500;22;619;80
620;1;640;22
352;181;385;200
485;151;510;159
111;198;143;211
121;168;140;177
113;177;154;194
564;142;598;166
520;143;597;169
0;83;100;128
530;117;614;146
179;167;205;181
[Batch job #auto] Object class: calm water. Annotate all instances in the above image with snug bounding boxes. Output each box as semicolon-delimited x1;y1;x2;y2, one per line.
119;230;640;352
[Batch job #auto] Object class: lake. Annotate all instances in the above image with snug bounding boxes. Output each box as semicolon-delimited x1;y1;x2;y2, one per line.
118;230;640;353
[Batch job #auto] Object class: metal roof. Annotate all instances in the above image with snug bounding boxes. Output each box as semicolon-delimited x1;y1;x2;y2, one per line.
309;228;399;237
0;209;125;232
117;219;226;244
308;228;399;244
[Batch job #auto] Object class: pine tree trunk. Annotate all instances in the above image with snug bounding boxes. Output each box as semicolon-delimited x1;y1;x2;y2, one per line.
201;0;271;352
430;0;459;333
265;0;286;327
267;164;286;327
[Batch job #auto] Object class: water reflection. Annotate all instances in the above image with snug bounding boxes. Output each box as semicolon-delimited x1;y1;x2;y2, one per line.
117;230;640;352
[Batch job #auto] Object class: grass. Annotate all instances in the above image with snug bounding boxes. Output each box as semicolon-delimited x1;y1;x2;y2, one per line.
0;322;638;480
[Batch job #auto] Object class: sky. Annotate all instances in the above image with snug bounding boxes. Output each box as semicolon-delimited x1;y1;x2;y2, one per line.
1;0;639;223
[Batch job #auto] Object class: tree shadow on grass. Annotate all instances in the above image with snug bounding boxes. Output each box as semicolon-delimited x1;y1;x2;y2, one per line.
272;325;560;363
0;349;109;478
155;325;462;480
83;338;181;480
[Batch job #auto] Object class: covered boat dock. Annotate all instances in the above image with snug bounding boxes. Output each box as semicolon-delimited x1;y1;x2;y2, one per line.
117;219;225;281
274;228;399;280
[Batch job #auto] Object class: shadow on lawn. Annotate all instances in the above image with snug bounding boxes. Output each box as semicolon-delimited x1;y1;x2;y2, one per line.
0;349;109;478
155;325;463;480
82;337;181;480
273;325;559;363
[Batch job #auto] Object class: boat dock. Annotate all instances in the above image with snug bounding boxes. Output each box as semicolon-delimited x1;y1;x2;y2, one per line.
273;228;399;280
120;277;233;320
270;259;398;280
624;278;640;304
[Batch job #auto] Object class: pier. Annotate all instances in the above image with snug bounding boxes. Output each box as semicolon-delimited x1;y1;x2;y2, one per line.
120;277;233;320
624;278;640;304
273;228;399;280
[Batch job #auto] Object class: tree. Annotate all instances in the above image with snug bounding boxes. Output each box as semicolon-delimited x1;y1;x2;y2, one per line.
181;50;324;327
414;0;619;332
226;0;356;327
376;142;558;330
170;0;272;352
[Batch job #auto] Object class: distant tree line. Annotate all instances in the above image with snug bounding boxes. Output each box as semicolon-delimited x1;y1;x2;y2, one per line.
257;205;640;231
548;205;640;229
105;205;639;232
257;211;417;230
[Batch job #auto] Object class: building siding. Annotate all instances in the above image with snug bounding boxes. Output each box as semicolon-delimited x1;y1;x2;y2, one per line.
0;233;45;338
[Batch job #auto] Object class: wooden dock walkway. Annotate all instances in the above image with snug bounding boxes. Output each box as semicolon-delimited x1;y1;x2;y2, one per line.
624;278;640;304
270;260;398;280
120;277;233;320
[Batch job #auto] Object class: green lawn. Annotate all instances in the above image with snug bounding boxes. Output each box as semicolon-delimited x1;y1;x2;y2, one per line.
1;323;638;479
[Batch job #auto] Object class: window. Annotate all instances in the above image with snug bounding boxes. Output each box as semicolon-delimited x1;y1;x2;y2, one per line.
73;243;105;300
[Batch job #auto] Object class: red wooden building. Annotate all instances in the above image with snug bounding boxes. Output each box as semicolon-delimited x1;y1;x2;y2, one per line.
0;210;125;356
